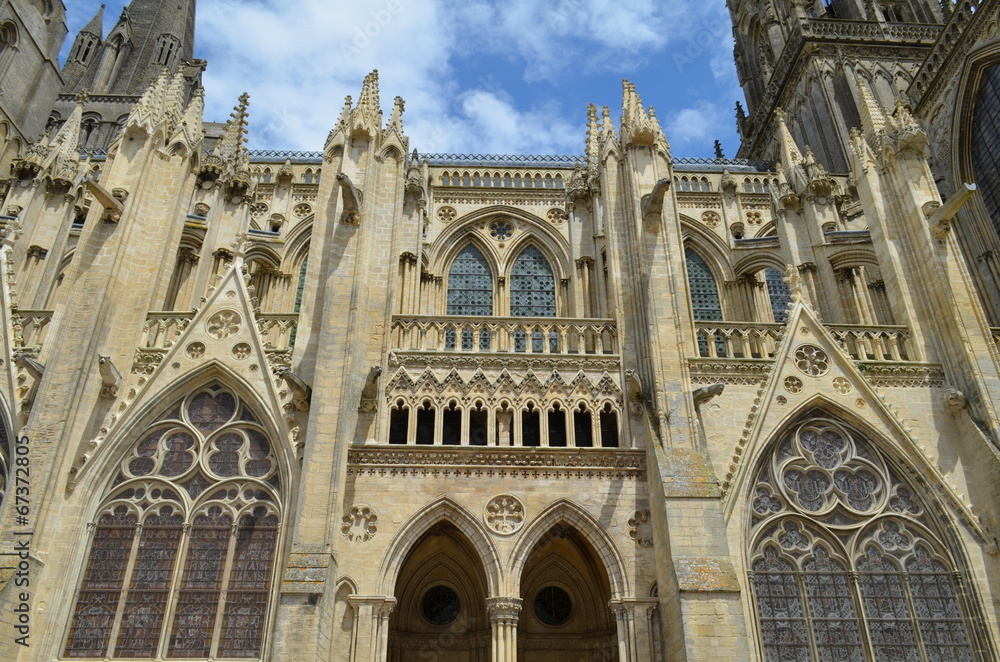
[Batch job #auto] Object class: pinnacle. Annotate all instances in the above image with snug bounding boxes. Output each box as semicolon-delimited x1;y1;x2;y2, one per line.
81;4;106;38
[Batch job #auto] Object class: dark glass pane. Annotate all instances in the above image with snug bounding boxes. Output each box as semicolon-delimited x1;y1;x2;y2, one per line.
803;548;864;661
209;433;244;478
599;410;619;448
416;409;435;445
685;247;722;321
511;246;556;317
753;550;810;662
169;510;232;658
522;411;541;447
389;408;409;444
160;431;196;477
244;429;272;478
973;64;1000;239
765;267;792;323
469;410;488;446
115;511;184;658
65;509;137;658
857;548;921;662
188;391;238;434
447;245;493;316
218;511;278;658
574;411;593;447
442;408;461;446
422;586;460;626
548;410;567;447
534;586;572;626
906;548;975;662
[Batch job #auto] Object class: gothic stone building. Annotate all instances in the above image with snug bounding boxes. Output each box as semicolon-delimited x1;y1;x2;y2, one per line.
1;0;1000;661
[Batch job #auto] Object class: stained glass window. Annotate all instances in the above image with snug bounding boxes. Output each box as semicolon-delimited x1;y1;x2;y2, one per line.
447;245;493;316
764;267;791;323
66;385;281;660
684;247;722;321
511;246;556;317
973;65;1000;239
748;414;978;662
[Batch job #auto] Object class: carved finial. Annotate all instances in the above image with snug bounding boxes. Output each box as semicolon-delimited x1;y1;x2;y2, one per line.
387;96;405;133
231;231;250;260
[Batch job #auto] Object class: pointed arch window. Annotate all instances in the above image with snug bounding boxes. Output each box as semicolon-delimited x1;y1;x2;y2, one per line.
748;414;980;662
764;266;792;322
447;245;493;316
684;247;722;321
972;63;1000;241
510;246;556;317
65;385;281;660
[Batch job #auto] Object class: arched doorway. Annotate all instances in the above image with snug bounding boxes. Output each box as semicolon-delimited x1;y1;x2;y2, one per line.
388;523;491;662
518;524;618;661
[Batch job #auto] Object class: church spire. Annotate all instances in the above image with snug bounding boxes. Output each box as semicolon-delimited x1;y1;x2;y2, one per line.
80;4;106;40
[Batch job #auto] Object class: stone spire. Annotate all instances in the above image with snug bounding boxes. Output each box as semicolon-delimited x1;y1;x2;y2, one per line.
215;93;250;162
386;96;405;134
44;95;85;184
775;108;803;169
80;4;106;40
122;69;189;140
585;103;600;169
354;70;383;138
619;79;669;153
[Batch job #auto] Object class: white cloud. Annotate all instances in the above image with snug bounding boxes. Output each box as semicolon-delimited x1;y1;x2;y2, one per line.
187;0;744;154
667;101;730;153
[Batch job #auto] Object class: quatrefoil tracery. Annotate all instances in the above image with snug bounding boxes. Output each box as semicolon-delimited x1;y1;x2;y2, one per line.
772;421;888;518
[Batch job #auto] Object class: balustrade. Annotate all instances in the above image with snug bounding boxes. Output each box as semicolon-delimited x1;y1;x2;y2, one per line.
142;312;298;352
695;322;914;362
391;315;618;356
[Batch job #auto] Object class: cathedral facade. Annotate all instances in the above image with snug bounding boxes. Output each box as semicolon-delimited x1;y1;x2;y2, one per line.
0;0;998;660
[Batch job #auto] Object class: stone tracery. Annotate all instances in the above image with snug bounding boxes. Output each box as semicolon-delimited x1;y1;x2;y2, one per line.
748;413;977;661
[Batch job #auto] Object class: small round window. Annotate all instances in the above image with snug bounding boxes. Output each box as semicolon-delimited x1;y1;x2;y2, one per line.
534;586;572;626
422;585;460;626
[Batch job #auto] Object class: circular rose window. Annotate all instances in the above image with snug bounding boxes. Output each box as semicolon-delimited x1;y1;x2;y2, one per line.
422;585;460;626
534;586;572;626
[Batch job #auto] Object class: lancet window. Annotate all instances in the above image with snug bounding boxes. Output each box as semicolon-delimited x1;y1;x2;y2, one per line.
511;246;557;317
748;413;979;662
64;385;281;660
684;247;722;321
973;63;1000;240
765;266;792;323
447;245;493;316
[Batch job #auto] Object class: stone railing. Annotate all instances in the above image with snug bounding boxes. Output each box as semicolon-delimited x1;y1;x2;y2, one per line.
11;310;54;357
695;322;914;362
391;315;619;355
695;323;784;359
828;324;913;362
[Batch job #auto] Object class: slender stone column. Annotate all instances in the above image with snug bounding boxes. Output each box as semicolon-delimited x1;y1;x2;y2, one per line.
486;597;522;662
348;596;397;662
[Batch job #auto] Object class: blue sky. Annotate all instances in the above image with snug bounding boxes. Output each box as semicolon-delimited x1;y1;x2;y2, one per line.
63;0;744;157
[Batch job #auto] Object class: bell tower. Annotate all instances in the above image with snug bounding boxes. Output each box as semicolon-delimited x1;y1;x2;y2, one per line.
50;0;203;152
731;0;953;172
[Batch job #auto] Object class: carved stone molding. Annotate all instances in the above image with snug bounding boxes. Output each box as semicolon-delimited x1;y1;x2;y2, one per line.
341;505;379;543
484;495;525;535
347;447;646;481
628;510;654;548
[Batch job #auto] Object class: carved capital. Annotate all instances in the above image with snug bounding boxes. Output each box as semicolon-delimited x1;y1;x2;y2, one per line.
486;597;523;623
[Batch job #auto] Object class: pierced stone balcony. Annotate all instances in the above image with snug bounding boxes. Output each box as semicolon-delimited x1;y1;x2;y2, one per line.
695;322;915;362
390;315;619;357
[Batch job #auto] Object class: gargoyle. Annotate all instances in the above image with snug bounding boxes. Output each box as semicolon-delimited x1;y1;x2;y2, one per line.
277;368;312;412
693;383;725;408
359;366;383;413
625;369;644;415
15;354;44;381
98;354;122;399
641;178;671;233
85;180;126;223
337;172;362;224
